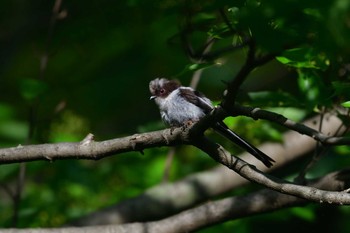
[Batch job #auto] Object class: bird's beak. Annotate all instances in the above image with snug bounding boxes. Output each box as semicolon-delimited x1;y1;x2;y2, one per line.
150;96;156;100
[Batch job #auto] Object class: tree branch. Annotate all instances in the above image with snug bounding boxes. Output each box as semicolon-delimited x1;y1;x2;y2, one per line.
231;105;350;145
140;169;350;233
3;103;344;166
2;169;349;233
193;135;350;204
221;40;256;109
0;129;186;164
0;101;348;212
69;111;345;226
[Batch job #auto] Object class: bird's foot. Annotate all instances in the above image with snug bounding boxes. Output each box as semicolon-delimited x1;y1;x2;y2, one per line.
181;120;194;131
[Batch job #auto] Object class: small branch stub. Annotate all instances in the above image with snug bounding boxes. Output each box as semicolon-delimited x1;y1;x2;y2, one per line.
80;133;95;146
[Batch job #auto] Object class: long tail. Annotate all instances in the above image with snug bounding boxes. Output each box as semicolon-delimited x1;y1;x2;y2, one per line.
213;122;275;168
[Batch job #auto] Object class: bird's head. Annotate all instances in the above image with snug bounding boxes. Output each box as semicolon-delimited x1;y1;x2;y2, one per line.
149;78;180;100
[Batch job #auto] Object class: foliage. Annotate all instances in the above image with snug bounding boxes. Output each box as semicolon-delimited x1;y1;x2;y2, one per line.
0;0;350;231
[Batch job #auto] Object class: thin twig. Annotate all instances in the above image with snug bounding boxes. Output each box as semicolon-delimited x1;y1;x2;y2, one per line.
221;40;257;109
3;166;349;233
230;105;350;145
296;108;326;181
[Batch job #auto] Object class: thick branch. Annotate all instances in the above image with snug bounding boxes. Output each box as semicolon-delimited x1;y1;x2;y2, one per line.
222;42;278;109
1;102;347;166
69;112;344;226
2;170;349;233
141;169;350;233
0;103;348;213
221;41;256;109
0;129;186;164
193;136;350;204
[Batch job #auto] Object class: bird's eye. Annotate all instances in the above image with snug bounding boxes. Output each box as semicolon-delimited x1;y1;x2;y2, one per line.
160;89;165;94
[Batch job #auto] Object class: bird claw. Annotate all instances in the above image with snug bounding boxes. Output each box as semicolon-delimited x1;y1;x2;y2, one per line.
170;127;176;135
181;120;194;131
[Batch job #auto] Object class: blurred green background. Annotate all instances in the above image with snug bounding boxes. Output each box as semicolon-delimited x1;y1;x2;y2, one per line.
1;0;350;231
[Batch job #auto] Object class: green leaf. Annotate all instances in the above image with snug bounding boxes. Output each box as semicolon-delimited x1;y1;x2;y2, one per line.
341;101;350;108
297;70;332;110
276;47;329;70
265;107;307;122
335;145;350;155
275;56;292;65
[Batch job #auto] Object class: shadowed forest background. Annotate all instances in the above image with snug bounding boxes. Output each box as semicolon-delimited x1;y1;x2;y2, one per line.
1;0;350;232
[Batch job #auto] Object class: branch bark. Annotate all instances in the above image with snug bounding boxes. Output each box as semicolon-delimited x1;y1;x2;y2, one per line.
231;105;350;145
1;105;348;165
0;129;186;164
2;169;349;233
0;106;349;209
194;136;350;204
68;110;346;226
0;103;349;230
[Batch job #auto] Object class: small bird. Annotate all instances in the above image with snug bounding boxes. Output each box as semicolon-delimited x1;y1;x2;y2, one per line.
149;78;275;167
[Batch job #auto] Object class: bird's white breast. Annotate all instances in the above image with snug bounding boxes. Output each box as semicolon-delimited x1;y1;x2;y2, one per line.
155;88;208;126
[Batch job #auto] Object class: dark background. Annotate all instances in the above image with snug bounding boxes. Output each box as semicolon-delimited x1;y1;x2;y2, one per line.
1;0;350;231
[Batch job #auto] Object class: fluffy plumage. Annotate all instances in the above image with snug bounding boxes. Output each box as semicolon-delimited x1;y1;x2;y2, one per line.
149;78;275;167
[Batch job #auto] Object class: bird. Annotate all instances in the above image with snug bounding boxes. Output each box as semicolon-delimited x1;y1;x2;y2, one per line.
149;78;275;167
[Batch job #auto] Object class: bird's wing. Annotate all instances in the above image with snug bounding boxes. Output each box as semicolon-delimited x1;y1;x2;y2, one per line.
178;87;213;113
178;87;274;167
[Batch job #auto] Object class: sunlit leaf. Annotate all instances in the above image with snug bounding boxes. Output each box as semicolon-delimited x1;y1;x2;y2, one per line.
265;107;307;122
297;70;332;110
276;48;329;70
335;145;350;155
341;101;350;108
